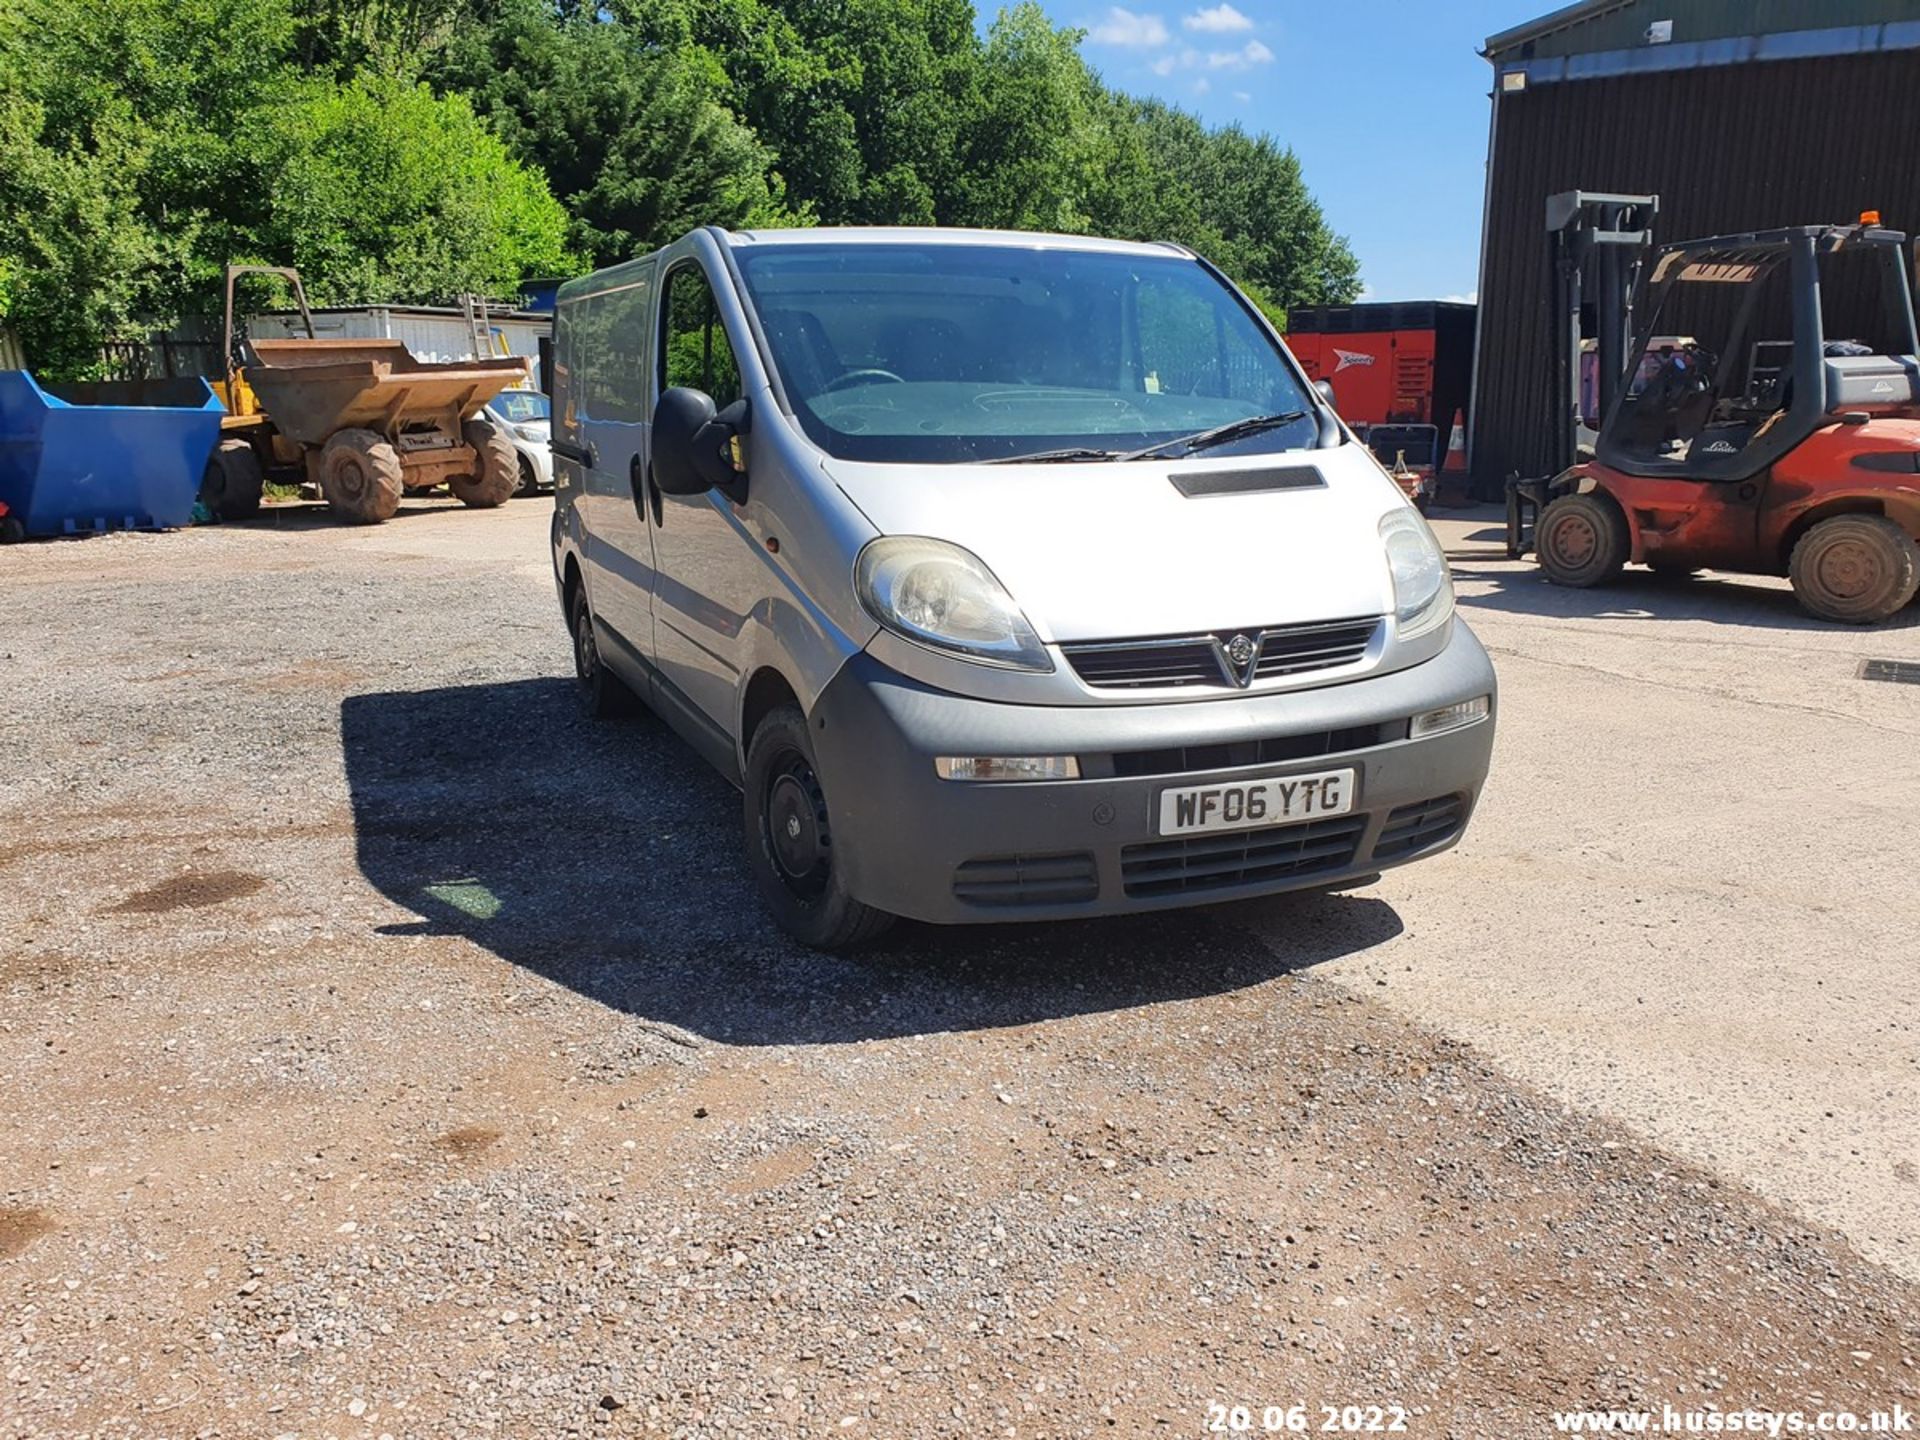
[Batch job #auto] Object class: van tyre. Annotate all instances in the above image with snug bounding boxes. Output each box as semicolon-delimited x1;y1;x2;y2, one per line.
569;585;635;719
1535;491;1628;588
745;705;895;952
200;439;264;520
1788;514;1920;623
453;418;518;508
318;428;403;524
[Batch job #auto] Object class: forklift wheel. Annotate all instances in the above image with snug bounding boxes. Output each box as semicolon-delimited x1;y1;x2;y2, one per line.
1787;514;1920;624
1535;492;1628;589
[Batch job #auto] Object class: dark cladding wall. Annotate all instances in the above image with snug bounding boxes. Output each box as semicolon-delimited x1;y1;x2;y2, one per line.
1470;49;1920;492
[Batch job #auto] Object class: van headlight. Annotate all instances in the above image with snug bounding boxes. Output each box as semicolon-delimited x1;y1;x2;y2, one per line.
855;537;1053;672
1378;507;1454;639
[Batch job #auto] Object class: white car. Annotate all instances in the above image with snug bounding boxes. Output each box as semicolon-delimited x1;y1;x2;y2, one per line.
486;390;553;496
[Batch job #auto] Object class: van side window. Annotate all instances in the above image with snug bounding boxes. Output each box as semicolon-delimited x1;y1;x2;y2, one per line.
551;302;578;439
661;264;742;409
575;275;653;425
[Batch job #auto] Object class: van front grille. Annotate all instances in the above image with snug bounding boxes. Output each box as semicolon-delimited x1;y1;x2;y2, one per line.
1100;719;1408;780
1063;638;1223;690
1372;794;1467;860
952;851;1099;907
1063;617;1380;692
1119;814;1365;899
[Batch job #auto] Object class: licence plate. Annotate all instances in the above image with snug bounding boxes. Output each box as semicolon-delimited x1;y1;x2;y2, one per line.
1156;768;1357;837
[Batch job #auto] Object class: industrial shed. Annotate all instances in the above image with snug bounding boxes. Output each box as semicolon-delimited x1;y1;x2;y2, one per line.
1468;0;1920;494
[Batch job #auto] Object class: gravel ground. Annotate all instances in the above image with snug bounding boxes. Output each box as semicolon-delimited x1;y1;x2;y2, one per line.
2;499;1916;1439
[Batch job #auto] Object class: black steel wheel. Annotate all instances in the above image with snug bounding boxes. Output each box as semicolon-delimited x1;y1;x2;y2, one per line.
1535;491;1629;588
743;705;894;952
569;583;635;719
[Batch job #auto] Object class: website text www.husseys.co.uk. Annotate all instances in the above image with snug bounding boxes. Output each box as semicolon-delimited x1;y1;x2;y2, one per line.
1551;1404;1913;1435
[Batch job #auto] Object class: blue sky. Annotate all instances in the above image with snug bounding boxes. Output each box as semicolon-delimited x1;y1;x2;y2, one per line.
1051;0;1544;302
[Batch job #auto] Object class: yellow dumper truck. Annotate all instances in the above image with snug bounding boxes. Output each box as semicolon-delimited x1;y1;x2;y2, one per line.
202;265;533;524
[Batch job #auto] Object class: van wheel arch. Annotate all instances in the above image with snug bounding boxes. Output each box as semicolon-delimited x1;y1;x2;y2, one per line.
741;667;803;759
561;554;585;617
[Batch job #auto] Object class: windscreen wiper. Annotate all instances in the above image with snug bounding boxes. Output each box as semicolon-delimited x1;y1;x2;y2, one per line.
979;446;1128;465
1118;410;1311;462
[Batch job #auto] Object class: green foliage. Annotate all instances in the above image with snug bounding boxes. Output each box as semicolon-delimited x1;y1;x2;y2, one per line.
236;75;572;302
0;96;163;377
428;0;806;267
0;0;573;373
0;0;1361;379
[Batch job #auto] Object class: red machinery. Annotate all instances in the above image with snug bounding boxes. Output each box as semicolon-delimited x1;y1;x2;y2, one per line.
1512;193;1920;623
1287;301;1475;509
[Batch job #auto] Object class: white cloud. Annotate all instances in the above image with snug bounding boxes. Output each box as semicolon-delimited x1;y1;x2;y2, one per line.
1150;53;1179;74
1439;292;1479;305
1198;38;1273;69
1088;6;1170;47
1184;3;1253;32
1232;89;1251;101
1194;77;1211;94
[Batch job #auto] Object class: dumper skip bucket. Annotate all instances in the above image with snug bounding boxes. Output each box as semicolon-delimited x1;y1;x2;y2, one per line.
0;373;223;539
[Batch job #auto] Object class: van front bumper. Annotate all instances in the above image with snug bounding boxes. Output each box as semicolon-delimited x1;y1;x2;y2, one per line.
809;623;1497;925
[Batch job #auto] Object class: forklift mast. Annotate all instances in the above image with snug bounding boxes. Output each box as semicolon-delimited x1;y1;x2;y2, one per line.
1545;191;1659;476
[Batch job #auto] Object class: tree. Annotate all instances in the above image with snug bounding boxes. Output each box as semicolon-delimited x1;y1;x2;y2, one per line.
429;0;805;267
1131;100;1362;313
0;97;164;377
0;0;576;374
0;0;1363;379
234;74;574;303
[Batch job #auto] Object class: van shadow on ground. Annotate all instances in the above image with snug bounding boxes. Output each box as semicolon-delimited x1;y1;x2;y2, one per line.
339;678;1403;1046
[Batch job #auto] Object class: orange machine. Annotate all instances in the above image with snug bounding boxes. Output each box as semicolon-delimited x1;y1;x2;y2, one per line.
1519;214;1920;623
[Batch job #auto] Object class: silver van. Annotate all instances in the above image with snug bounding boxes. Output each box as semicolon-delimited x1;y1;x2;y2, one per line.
550;228;1496;949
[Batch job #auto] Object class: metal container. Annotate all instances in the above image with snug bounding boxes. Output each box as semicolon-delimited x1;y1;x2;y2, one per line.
242;340;530;447
0;373;222;538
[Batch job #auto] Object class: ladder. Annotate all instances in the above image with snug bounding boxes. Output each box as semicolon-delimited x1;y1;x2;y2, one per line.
460;292;494;360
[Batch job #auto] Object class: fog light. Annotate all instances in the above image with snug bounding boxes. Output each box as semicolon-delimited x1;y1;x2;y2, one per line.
1410;695;1490;739
934;755;1080;782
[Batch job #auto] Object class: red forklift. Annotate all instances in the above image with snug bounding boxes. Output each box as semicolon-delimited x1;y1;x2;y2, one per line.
1509;191;1920;623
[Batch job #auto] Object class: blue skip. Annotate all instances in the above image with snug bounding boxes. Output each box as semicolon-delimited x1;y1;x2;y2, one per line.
0;373;223;541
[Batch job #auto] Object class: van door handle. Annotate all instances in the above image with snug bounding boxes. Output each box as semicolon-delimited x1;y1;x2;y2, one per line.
553;437;595;468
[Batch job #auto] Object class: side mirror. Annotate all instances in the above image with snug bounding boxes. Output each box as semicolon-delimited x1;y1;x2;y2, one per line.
1314;379;1337;411
652;387;749;501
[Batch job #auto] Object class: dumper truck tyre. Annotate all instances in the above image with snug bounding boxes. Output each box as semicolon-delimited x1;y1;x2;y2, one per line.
452;418;517;509
318;429;403;524
1788;514;1920;624
1536;491;1628;589
200;439;264;521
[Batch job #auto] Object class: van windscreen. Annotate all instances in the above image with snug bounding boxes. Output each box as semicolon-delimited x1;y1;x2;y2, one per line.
732;242;1315;464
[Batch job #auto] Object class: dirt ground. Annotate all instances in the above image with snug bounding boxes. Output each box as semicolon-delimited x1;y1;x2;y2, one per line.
2;498;1916;1440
